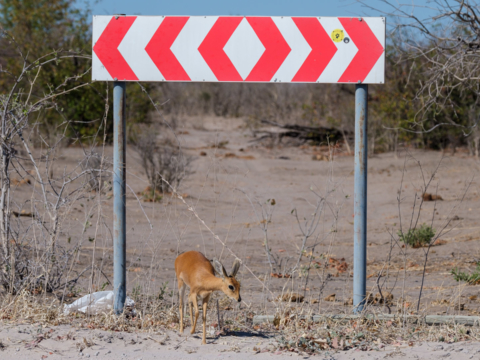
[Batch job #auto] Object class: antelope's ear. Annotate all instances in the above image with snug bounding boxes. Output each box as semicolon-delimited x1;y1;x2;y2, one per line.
231;258;241;277
213;258;228;279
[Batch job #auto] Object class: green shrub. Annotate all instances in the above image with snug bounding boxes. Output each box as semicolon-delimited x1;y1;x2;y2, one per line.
140;187;163;203
451;263;480;285
398;224;435;248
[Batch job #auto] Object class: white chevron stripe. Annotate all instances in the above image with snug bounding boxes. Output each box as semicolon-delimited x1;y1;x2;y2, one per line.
271;17;311;83
92;16;113;81
224;18;265;80
171;16;218;81
118;16;165;81
363;17;386;84
317;18;358;83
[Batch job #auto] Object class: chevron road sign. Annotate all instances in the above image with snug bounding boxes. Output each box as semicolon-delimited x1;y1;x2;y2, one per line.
92;15;385;83
101;14;385;315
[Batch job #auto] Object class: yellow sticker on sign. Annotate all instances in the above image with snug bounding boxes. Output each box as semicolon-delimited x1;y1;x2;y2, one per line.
331;29;344;43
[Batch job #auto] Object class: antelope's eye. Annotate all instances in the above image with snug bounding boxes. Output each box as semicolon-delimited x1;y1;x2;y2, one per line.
228;285;235;291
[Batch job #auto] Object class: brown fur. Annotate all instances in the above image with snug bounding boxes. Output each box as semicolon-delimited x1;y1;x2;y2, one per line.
174;251;241;344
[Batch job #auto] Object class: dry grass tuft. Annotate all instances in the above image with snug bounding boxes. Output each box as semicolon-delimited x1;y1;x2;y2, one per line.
260;307;480;355
0;290;180;333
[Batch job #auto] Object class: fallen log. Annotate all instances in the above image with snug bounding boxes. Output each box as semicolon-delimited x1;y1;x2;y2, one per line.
253;119;350;146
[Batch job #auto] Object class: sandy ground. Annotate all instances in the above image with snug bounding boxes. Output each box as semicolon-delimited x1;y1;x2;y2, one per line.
48;115;480;313
2;323;480;359
2;115;480;357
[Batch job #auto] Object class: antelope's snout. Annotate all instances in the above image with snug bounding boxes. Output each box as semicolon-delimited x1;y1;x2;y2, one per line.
238;296;242;303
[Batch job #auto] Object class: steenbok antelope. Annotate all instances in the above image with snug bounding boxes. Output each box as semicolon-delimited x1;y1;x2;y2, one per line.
174;251;241;344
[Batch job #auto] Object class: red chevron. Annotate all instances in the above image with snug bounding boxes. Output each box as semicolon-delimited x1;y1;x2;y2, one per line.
198;17;243;81
245;17;291;82
145;17;190;81
93;16;138;80
338;18;383;83
292;18;337;82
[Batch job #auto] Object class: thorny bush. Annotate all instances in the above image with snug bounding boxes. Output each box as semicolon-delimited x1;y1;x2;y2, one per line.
134;128;193;194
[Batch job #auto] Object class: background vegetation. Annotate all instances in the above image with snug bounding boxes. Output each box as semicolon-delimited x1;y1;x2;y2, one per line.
0;0;478;153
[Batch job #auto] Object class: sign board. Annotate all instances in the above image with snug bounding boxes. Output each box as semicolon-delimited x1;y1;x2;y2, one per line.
93;15;385;84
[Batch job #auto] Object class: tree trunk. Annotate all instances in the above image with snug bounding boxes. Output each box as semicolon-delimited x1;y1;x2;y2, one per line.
0;144;12;291
474;135;479;160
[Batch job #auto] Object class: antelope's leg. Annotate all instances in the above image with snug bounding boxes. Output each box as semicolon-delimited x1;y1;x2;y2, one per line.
178;280;185;333
189;299;194;332
190;294;199;334
201;294;211;345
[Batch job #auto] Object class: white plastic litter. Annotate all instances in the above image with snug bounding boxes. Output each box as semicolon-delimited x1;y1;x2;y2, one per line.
63;291;135;315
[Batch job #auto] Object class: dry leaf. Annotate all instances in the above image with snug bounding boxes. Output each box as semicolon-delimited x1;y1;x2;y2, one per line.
11;178;31;186
238;155;255;160
324;293;336;302
432;299;450;306
83;338;94;347
328;257;348;273
12;210;34;218
312;154;328;161
278;293;304;302
270;273;291;279
313;338;328;349
374;292;394;305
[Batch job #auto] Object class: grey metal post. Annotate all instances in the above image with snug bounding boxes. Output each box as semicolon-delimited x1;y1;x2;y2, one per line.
353;84;368;313
113;81;126;314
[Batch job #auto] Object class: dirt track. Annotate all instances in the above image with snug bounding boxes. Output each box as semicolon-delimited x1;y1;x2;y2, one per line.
1;323;480;359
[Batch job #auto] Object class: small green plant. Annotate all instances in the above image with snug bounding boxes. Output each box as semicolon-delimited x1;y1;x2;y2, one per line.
132;284;142;301
100;281;109;291
140;187;163;202
157;281;169;301
68;286;82;298
398;224;435;248
451;263;480;285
